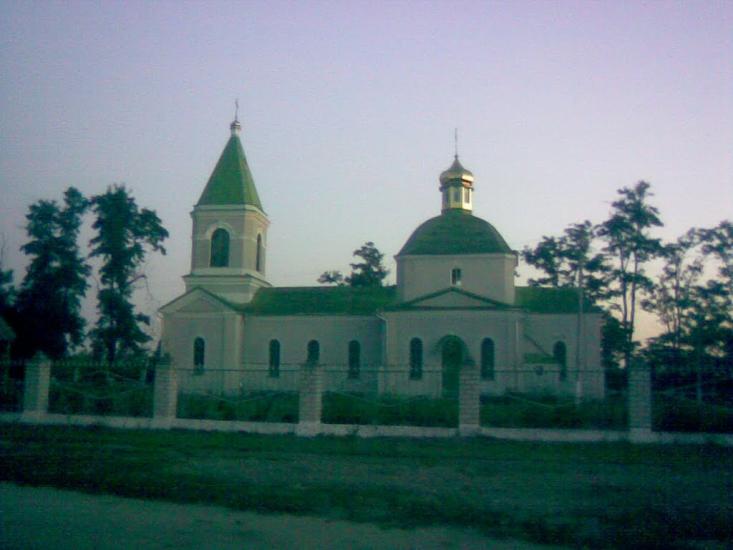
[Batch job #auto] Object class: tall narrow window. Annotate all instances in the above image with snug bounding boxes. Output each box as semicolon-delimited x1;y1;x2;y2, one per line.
553;341;567;381
307;340;320;364
481;338;495;380
193;337;205;374
256;234;263;272
464;188;470;203
348;340;361;379
269;339;280;378
409;338;423;380
210;228;230;267
452;188;460;203
451;268;462;286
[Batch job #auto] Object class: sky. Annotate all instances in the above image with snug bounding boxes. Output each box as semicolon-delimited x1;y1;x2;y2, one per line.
1;0;731;343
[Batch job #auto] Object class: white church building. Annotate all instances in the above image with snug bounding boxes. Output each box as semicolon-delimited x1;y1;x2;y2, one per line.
160;118;604;399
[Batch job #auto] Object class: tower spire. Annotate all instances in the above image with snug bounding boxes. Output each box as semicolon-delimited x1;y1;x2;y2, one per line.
230;99;242;136
454;128;458;158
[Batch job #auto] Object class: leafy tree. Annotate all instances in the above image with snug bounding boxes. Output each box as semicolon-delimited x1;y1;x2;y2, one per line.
318;241;389;288
643;221;732;397
89;185;168;363
598;181;662;367
522;220;609;305
0;236;14;315
346;241;389;287
15;188;90;359
642;230;703;354
317;270;345;286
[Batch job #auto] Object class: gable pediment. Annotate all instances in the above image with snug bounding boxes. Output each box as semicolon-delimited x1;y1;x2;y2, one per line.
393;288;510;310
160;287;239;316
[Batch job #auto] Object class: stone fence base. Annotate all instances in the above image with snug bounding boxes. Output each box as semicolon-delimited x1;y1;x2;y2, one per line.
2;412;732;446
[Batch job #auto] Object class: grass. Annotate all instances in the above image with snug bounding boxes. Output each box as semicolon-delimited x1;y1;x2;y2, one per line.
177;392;298;423
1;424;732;548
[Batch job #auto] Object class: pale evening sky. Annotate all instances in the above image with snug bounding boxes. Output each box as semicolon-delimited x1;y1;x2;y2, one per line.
1;1;731;343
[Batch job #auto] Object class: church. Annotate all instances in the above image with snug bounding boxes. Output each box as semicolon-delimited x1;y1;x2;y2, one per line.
160;117;605;399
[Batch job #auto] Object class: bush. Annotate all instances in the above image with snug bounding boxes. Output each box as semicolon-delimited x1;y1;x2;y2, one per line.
176;392;299;423
480;393;627;430
653;395;733;433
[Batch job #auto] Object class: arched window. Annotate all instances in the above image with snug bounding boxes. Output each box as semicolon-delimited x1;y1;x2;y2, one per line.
481;338;495;380
553;341;567;381
256;234;263;273
348;340;360;379
451;268;462;286
269;339;280;378
306;340;320;364
409;338;423;380
193;337;205;374
210;228;230;267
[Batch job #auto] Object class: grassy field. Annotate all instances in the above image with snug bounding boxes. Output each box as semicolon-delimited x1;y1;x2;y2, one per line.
1;425;732;548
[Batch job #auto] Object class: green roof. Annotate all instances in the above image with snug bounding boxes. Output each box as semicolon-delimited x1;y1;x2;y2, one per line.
0;316;15;341
515;286;601;314
197;134;263;209
398;210;512;256
246;286;397;316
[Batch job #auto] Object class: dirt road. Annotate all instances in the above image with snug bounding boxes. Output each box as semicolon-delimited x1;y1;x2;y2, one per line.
0;483;563;549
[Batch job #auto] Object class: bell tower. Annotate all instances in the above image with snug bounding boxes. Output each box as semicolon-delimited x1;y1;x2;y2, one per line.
439;155;474;212
183;115;270;304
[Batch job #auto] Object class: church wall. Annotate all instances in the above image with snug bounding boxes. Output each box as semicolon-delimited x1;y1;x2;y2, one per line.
240;315;384;393
161;310;244;396
397;253;516;304
520;312;604;399
382;309;522;397
190;206;268;275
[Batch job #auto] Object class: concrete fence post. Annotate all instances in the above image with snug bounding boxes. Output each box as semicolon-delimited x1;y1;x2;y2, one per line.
21;353;51;422
459;361;480;436
152;356;178;429
296;362;323;436
628;361;653;443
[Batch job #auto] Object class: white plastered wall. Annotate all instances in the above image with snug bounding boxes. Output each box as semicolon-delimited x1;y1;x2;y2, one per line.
397;253;516;304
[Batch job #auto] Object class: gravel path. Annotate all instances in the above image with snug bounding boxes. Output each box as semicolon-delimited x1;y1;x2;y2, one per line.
0;483;565;549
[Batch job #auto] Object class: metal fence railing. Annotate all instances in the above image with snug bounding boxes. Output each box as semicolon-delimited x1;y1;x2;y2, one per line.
48;360;154;417
0;360;25;412
652;371;733;434
176;366;300;423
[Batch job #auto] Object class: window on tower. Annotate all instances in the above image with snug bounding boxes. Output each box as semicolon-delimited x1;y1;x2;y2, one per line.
210;228;230;267
451;268;462;286
464;188;470;203
256;234;263;272
452;188;460;203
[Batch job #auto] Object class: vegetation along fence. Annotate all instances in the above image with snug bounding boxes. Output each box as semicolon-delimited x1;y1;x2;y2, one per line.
1;354;731;444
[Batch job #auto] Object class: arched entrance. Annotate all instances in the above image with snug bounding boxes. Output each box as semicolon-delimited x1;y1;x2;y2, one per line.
438;335;468;398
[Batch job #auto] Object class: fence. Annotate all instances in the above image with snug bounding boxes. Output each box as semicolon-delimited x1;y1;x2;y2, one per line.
1;354;731;445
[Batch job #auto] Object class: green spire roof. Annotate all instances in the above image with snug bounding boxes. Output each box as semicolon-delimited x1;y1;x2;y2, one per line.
197;126;263;209
398;210;512;256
